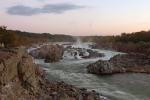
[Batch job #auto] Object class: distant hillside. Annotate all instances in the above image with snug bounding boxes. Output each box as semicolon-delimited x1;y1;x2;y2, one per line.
0;26;75;47
11;30;75;42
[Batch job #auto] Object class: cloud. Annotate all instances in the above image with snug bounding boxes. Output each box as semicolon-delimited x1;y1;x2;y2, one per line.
7;3;85;16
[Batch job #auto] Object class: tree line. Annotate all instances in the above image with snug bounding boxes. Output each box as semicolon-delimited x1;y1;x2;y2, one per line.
0;26;75;48
0;26;17;48
87;31;150;53
115;31;150;43
83;30;150;44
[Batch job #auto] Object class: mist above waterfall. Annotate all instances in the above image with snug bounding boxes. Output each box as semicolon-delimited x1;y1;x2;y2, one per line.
62;37;105;60
72;37;91;49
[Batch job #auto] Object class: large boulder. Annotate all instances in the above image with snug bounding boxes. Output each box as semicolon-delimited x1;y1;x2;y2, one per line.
87;53;150;75
87;60;126;75
86;49;104;58
30;44;64;63
63;48;104;60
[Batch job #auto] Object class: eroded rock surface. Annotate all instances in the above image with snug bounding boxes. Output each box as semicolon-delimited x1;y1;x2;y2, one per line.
0;48;106;100
87;53;150;75
29;44;64;63
63;48;104;60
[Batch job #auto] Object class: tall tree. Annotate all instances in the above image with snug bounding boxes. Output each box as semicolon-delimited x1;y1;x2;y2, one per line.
0;26;16;48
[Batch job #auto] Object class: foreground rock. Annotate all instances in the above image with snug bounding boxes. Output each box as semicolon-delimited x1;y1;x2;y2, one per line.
29;44;64;63
87;53;150;75
0;48;106;100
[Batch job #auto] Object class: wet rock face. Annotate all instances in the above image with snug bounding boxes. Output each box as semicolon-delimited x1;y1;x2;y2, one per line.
63;48;104;60
87;53;150;75
87;60;126;75
86;49;104;58
30;44;64;63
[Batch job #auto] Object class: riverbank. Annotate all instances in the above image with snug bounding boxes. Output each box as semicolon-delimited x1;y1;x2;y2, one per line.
35;50;150;100
0;47;107;100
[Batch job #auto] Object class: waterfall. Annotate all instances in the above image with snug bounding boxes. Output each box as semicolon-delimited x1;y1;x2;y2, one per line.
76;37;82;45
72;37;90;49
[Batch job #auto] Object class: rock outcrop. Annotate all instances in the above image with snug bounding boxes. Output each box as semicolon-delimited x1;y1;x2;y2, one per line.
87;53;150;75
0;48;106;100
86;49;104;58
0;48;41;99
63;48;104;60
29;44;64;63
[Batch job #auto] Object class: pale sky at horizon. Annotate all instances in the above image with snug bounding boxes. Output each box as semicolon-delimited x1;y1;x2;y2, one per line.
0;0;150;36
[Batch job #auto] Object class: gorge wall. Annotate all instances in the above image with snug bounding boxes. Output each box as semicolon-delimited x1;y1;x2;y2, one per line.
0;48;104;100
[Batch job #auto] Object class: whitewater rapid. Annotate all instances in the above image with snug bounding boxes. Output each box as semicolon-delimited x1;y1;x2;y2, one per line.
33;42;150;100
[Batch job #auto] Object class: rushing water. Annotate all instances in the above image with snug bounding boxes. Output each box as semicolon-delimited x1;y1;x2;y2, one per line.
33;42;150;100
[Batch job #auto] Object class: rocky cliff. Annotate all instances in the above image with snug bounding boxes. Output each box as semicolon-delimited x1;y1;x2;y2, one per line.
87;53;150;75
0;48;105;100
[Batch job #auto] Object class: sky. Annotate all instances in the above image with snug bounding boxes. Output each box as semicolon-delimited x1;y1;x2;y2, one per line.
0;0;150;36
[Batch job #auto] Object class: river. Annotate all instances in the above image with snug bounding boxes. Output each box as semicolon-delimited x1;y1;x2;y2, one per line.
33;43;150;100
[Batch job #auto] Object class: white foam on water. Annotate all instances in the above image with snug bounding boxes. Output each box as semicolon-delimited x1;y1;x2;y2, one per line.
71;37;92;49
30;41;146;100
92;49;125;60
43;67;141;100
63;50;83;60
99;89;141;100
